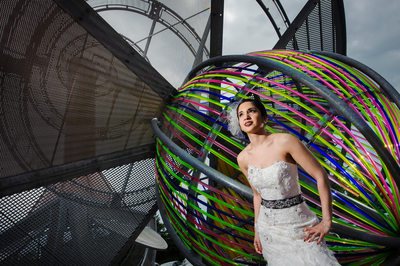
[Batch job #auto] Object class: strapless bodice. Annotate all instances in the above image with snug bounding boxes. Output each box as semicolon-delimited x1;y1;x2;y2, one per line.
248;160;301;200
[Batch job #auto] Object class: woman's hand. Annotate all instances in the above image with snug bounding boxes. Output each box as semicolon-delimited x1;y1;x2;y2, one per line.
303;220;331;245
254;232;263;254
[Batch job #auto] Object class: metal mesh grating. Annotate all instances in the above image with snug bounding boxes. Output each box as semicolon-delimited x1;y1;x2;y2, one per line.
0;158;156;265
275;0;346;55
0;0;167;264
0;0;163;183
87;0;211;87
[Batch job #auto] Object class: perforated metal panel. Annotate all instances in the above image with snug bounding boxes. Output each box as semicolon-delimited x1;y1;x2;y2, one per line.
274;0;346;55
87;0;211;87
0;0;165;264
0;158;156;265
0;0;163;183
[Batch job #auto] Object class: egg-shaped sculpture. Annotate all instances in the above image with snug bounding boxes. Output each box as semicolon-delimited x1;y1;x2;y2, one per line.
153;50;400;265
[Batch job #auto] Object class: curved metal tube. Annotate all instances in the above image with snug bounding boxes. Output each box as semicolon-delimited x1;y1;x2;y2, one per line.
155;185;206;266
189;54;400;188
332;223;400;248
90;1;210;57
152;118;253;200
153;117;400;247
313;50;400;109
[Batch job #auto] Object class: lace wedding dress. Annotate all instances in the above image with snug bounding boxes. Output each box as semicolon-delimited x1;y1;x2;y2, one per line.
248;161;339;266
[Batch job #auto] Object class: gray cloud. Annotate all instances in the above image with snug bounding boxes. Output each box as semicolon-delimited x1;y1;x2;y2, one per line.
344;0;400;91
94;0;400;92
223;0;400;92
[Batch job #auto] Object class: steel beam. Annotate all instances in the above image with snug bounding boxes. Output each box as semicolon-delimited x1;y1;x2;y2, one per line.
53;0;175;100
0;144;155;197
210;0;224;58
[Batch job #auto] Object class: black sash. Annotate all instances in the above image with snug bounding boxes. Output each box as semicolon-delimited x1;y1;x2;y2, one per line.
262;194;304;209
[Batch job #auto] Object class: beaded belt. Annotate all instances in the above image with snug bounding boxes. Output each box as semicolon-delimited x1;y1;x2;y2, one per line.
261;194;304;209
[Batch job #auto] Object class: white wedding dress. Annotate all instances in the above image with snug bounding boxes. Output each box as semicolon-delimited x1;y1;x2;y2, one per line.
248;161;339;266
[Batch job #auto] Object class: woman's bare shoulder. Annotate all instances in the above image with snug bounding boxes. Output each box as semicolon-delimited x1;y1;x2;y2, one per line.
273;132;299;144
237;147;250;168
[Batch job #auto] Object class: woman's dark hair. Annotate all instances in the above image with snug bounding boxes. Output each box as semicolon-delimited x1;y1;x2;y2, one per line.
236;94;267;118
236;94;267;139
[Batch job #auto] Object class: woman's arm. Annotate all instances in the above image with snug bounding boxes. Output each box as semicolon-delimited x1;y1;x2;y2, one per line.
237;152;263;254
281;134;333;244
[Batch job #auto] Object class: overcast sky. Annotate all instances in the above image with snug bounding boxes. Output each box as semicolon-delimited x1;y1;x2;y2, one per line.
344;0;400;92
223;0;400;92
95;0;400;92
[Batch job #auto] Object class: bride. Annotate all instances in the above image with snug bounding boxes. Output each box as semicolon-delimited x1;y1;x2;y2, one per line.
228;96;340;265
